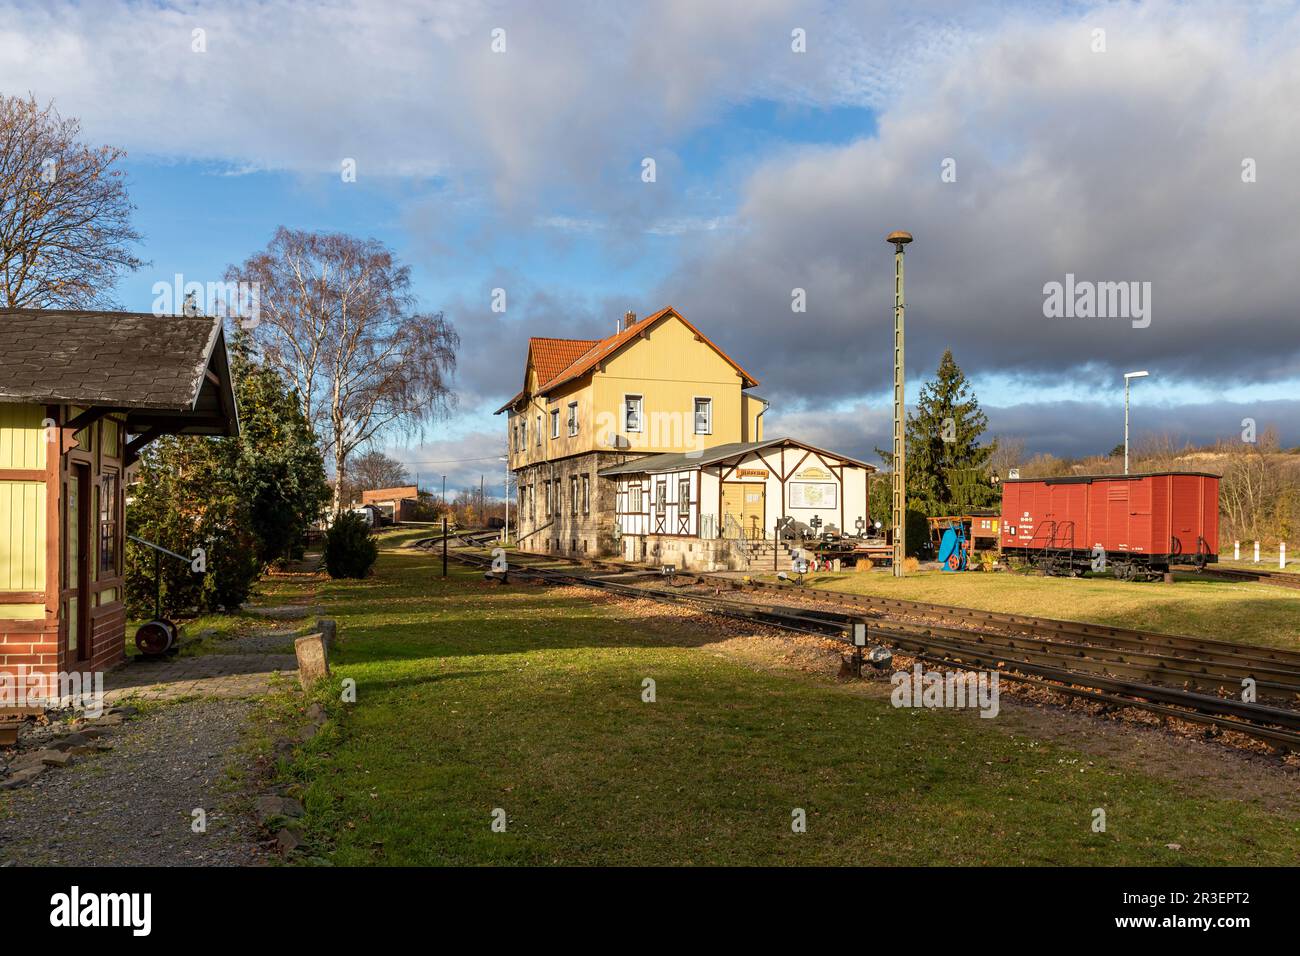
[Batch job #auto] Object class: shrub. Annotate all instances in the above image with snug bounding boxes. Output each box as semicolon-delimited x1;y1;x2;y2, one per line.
325;512;379;579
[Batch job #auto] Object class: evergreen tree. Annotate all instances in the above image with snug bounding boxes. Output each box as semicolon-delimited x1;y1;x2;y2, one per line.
877;350;997;514
125;327;330;618
229;331;331;564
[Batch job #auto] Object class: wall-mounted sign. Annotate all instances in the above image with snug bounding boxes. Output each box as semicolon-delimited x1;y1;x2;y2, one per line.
795;466;832;480
736;468;769;479
789;482;837;509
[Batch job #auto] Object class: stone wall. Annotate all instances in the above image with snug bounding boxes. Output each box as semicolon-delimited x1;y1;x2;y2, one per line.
643;535;741;572
515;451;631;557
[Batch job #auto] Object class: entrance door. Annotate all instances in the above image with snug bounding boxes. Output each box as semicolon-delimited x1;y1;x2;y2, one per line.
722;482;766;539
67;465;91;662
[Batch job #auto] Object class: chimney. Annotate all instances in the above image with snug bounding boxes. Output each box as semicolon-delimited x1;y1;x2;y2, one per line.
623;310;637;331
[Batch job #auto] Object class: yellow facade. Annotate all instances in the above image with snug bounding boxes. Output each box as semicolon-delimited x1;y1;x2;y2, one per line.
507;311;758;469
0;404;48;619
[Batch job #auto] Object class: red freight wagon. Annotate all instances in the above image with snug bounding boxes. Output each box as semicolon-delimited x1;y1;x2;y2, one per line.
999;472;1219;580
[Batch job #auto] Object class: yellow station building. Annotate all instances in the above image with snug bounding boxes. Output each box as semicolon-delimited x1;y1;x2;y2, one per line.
497;307;874;570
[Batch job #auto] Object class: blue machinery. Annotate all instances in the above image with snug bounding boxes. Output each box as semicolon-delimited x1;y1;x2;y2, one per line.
936;520;969;572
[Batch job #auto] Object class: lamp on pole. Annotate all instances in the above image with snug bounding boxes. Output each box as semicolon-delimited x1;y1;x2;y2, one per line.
1123;370;1149;475
499;455;509;543
886;230;913;576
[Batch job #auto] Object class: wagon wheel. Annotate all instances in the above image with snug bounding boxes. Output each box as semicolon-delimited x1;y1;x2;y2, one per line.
946;553;962;571
134;620;173;656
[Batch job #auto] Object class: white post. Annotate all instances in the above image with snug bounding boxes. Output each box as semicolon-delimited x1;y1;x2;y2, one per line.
1281;543;1287;569
1234;540;1240;561
1254;541;1260;563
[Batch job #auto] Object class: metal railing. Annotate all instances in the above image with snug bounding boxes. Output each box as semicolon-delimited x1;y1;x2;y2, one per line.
723;514;752;565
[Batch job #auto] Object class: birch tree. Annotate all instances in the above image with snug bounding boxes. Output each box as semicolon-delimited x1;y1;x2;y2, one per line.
226;228;458;512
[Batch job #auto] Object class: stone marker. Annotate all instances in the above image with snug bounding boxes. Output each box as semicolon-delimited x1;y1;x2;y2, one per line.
295;633;330;690
315;619;337;653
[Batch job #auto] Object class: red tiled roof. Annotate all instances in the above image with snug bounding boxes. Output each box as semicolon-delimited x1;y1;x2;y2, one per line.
531;337;599;386
494;307;758;413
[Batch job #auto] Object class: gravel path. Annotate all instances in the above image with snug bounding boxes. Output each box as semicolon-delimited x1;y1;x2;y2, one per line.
0;700;267;867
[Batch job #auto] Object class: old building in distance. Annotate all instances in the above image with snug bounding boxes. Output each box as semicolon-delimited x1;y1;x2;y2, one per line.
497;307;873;570
0;310;239;703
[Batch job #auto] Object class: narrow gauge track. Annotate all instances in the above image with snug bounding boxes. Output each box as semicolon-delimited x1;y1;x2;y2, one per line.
1199;566;1300;590
419;536;1300;752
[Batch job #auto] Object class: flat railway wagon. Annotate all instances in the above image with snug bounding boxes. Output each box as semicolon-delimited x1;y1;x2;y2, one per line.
1000;472;1219;579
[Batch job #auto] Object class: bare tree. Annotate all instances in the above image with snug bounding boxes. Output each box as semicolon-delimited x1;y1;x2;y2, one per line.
227;228;458;512
344;449;412;501
988;435;1025;479
0;94;145;308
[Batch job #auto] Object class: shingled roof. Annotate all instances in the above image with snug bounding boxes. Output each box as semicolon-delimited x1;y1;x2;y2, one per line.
0;309;239;440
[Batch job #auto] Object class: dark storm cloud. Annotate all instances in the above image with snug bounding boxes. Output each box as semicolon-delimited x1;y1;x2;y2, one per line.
769;398;1300;467
658;5;1300;407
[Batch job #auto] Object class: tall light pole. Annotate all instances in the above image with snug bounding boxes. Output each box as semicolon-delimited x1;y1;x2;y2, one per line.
1123;370;1149;475
499;455;509;543
887;230;913;576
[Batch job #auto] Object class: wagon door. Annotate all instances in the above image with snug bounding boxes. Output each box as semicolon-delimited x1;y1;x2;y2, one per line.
1128;479;1152;554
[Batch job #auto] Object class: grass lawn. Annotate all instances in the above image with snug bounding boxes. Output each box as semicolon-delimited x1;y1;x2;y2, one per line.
763;568;1300;650
279;540;1300;866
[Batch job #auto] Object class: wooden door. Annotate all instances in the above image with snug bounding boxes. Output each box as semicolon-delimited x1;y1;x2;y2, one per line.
67;464;91;662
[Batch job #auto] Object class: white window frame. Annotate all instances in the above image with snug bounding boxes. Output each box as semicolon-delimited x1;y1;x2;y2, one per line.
521;418;528;449
551;408;560;439
624;394;643;434
535;414;542;447
693;396;712;435
628;482;643;513
567;402;578;437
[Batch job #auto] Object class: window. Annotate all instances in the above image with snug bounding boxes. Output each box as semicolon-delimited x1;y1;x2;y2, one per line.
545;480;552;515
529;484;535;521
582;475;590;514
625;395;643;433
629;483;643;513
521;418;528;449
655;481;667;515
535;415;542;446
99;472;119;576
678;477;690;509
551;409;559;439
694;397;712;435
570;476;578;514
567;402;578;436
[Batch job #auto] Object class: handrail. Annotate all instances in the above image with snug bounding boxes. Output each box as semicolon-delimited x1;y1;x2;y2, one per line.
127;534;189;563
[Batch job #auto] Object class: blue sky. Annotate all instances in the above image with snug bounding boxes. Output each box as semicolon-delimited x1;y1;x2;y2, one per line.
6;0;1300;493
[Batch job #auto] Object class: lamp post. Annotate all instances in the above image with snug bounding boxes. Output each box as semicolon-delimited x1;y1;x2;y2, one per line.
886;230;913;576
1123;370;1149;475
499;455;509;543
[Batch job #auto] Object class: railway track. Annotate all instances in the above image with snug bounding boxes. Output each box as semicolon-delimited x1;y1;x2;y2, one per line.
1199;566;1300;590
417;536;1300;752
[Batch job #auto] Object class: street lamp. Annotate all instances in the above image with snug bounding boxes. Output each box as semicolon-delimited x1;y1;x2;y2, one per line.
886;230;912;576
1123;370;1149;475
499;455;509;543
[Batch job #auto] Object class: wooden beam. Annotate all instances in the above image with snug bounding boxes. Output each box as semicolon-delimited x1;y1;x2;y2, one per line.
124;426;167;467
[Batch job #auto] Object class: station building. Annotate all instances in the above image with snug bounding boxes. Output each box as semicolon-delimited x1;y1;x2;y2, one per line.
0;310;239;702
497;306;873;570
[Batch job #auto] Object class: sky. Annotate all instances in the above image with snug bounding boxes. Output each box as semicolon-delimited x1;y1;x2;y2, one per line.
3;0;1298;496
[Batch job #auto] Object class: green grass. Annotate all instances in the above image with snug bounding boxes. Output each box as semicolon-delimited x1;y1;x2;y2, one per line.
276;544;1300;866
764;567;1300;650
